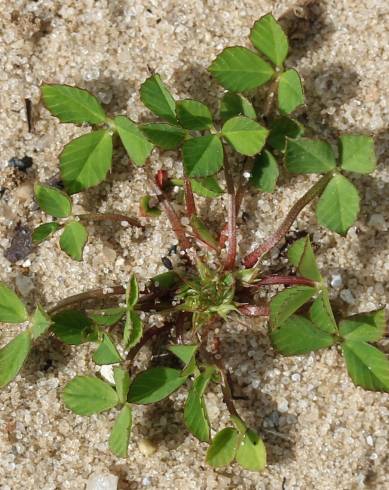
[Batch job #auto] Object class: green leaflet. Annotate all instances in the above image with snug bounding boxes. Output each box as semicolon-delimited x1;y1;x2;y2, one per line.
236;429;266;472
0;282;28;324
268;116;304;151
63;376;119;415
270;285;316;327
0;331;32;388
222;116;268;156
183;135;224;177
113;367;131;404
60;129;113;194
209;46;274;92
123;310;143;349
115;116;154;166
277;69;304;114
59;221;88;261
89;307;126;327
140;123;186;149
342;341;389;392
316;174;360;235
206;427;239;467
31;305;52;340
140;195;161;217
109;404;132;457
190;177;224;198
34;184;72;218
220;92;256;121
250;150;279;193
52;309;96;345
140;74;177;124
32;222;61;243
271;314;335;355
41;84;106;125
287;235;321;281
168;344;198;365
126;273;139;308
339;309;386;342
339;134;376;174
190;216;219;249
184;369;213;442
285;138;336;174
127;367;187;404
250;14;288;67
176;99;213;130
92;334;122;365
309;291;337;334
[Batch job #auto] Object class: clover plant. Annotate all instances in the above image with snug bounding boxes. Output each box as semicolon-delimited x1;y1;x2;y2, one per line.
0;14;386;472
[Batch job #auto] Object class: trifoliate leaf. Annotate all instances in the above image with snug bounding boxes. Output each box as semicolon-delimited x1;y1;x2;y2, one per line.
127;367;186;404
278;69;304;114
184;369;213;442
126;274;139;308
114;116;154;167
342;341;389;392
113;367;131;404
60;130;113;194
268;116;304;151
52;310;96;345
0;282;28;324
190;177;223;198
309;290;337;334
339;134;376;174
270;285;316;327
183;135;223;177
140;74;177;124
339;309;386;342
287;235;321;281
222;116;268;156
32;222;61;243
41;84;106;125
250;14;288;67
285;138;336;174
109;404;132;457
316;174;360;235
0;331;31;388
89;307;126;327
176;99;213;130
34;184;72;218
271;315;335;355
250;150;279;192
236;429;266;472
220;92;256;121
123;310;143;349
59;221;88;261
140;123;186;149
206;427;239;467
31;305;52;340
93;334;122;365
63;376;119;415
209;47;274;92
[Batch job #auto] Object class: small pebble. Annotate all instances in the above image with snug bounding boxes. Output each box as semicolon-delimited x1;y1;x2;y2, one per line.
366;435;374;446
86;473;118;490
138;438;157;456
8;156;33;172
340;289;356;305
330;273;343;289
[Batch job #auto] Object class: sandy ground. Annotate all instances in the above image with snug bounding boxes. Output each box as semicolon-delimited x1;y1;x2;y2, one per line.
0;0;388;489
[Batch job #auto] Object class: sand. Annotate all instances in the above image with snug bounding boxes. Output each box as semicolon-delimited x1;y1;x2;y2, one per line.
0;0;388;489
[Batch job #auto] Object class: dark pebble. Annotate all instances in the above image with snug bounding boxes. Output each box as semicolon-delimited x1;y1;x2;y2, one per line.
4;224;33;263
161;256;173;270
8;156;33;172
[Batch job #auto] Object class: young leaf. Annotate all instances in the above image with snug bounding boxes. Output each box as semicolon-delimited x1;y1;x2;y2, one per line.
32;222;61;243
236;429;266;472
176;99;213;130
63;375;119;415
250;14;288;67
140;74;176;124
316;174;360;235
127;367;186;404
270;285;316;327
250;150;279;193
0;282;28;324
190;177;223;198
59;221;88;261
183;135;223;177
222;116;268;156
268;116;304;151
41;84;106;125
339;309;386;342
190;216;219;249
285;138;336;174
151;271;181;290
140;123;186;149
342;341;389;392
0;331;31;388
168;344;198;365
126;274;139;308
89;307;126;327
60;130;113;194
123;310;143;349
206;427;239;467
220;92;256;121
93;334;122;365
52;310;95;345
209;46;274;92
113;367;131;404
271;315;335;355
277;69;304;114
34;184;72;218
309;291;337;334
114;116;154;167
109;404;132;457
140;195;161;217
184;369;213;442
287;235;321;281
339;134;376;174
31;305;52;340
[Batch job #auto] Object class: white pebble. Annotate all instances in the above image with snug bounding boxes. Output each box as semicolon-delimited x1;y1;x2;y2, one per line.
291;373;301;382
330;273;343;289
278;399;289;413
366;435;374;446
340;289;356;304
100;365;115;384
86;473;118;490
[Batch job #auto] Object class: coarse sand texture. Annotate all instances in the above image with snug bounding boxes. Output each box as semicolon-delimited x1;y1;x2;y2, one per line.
0;1;388;489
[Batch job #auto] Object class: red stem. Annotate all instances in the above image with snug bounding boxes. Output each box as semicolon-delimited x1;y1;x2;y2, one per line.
223;151;237;270
255;275;315;287
238;304;270;317
184;177;197;217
